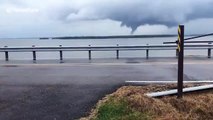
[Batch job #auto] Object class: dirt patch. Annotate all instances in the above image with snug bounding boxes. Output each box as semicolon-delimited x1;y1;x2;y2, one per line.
81;84;213;120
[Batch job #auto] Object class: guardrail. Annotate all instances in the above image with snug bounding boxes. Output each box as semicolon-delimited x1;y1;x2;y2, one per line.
1;44;213;62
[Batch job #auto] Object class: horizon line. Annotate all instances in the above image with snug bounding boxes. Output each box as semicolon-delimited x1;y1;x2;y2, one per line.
0;34;200;40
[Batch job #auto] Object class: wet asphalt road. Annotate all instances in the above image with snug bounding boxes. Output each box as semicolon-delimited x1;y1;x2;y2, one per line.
0;58;213;120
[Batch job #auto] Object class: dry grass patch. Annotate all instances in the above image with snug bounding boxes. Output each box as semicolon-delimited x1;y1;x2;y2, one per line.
81;84;213;120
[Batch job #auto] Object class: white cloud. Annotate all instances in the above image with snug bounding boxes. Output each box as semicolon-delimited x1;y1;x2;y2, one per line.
6;7;39;14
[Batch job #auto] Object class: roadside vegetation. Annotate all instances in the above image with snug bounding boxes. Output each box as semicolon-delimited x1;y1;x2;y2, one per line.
81;84;213;120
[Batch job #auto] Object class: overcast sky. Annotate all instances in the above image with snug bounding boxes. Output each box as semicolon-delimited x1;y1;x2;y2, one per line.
0;0;213;38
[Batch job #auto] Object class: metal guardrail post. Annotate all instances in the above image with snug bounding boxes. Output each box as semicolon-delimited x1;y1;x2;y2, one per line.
208;43;211;58
116;44;119;59
177;25;184;99
32;45;36;61
89;45;91;60
146;44;149;59
4;46;9;61
59;45;63;63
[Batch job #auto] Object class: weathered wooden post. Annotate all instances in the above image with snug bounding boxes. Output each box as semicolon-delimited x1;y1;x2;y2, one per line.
32;45;36;61
89;45;91;60
4;46;9;61
176;48;179;57
208;43;211;58
59;45;63;63
146;44;149;59
177;25;184;99
116;44;119;59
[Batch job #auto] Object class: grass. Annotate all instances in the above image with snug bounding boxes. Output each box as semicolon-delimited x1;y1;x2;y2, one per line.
95;97;151;120
81;84;213;120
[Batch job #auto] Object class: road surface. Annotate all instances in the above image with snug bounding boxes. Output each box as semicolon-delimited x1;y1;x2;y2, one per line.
0;58;213;120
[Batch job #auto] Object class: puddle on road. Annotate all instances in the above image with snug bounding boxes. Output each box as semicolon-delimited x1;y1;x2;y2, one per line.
126;59;141;64
1;65;19;67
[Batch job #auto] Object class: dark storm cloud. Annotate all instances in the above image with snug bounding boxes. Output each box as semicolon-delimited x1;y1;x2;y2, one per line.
56;0;213;32
1;0;213;37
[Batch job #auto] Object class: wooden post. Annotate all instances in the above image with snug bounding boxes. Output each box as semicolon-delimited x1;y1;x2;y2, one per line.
177;25;184;99
208;43;211;58
116;44;119;59
32;45;36;61
146;44;149;59
89;45;91;60
59;45;63;62
4;46;9;61
176;48;179;57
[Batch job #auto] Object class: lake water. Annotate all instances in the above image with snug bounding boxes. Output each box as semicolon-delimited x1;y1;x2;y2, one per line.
0;36;212;60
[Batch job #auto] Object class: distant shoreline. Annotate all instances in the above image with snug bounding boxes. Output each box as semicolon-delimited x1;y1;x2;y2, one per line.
0;34;198;40
40;34;187;40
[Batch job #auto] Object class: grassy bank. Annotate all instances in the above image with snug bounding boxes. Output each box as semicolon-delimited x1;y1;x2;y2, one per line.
81;85;213;120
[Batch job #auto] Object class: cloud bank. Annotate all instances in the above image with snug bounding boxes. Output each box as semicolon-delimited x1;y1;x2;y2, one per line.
1;0;213;37
49;0;213;32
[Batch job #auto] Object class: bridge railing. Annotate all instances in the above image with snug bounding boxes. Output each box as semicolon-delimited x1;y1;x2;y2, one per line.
0;44;213;62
